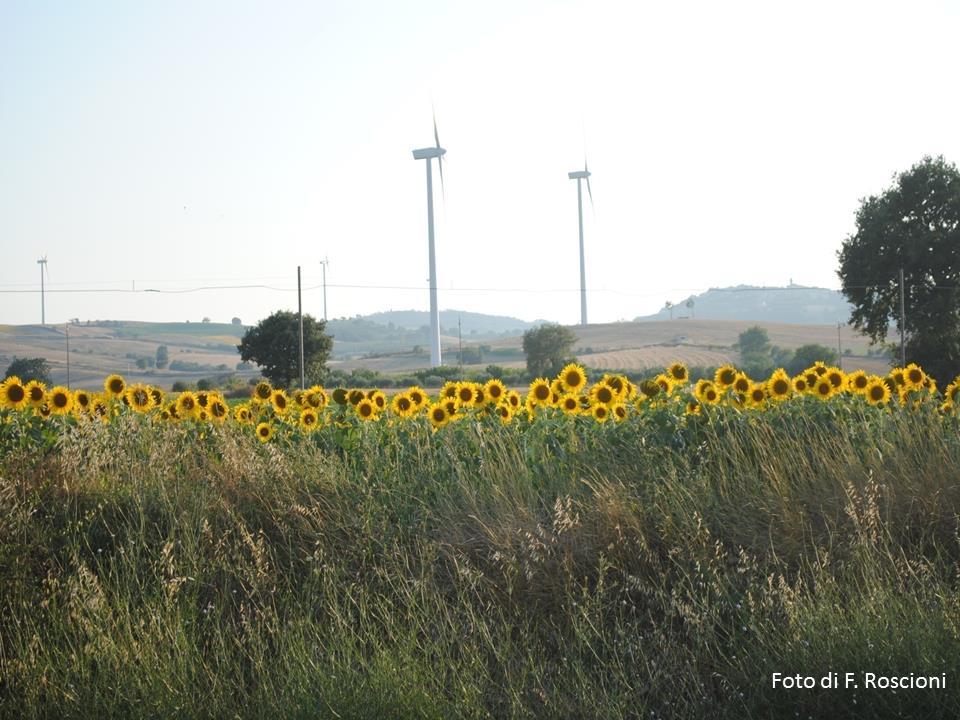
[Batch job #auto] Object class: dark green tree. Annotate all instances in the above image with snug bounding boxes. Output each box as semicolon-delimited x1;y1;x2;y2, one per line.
155;345;169;369
735;326;774;377
238;310;333;388
5;357;52;385
838;156;960;383
522;323;577;378
785;344;839;376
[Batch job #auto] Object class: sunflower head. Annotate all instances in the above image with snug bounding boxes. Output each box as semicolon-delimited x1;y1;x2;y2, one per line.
456;383;476;406
767;370;791;401
560;393;581;415
667;362;689;384
271;389;290;413
253;381;273;402
1;376;28;410
428;403;449;429
814;377;834;400
732;374;751;394
209;399;229;421
299;408;319;430
48;386;73;414
73;390;91;411
25;380;47;406
865;378;890;406
528;378;552;405
331;387;349;406
255;422;274;442
104;374;126;397
127;385;153;412
392;393;414;417
715;365;737;387
559;364;587;393
355;398;376;421
591;404;609;423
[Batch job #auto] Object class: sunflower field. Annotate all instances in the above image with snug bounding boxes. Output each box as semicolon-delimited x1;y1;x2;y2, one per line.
2;361;960;718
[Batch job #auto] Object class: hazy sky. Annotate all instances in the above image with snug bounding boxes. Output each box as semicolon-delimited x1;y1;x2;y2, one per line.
2;0;959;327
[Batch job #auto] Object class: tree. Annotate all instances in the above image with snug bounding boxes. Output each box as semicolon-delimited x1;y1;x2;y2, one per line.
522;324;577;378
5;357;52;385
232;317;242;326
838;156;960;383
238;310;333;388
785;344;838;376
735;326;774;377
156;345;169;369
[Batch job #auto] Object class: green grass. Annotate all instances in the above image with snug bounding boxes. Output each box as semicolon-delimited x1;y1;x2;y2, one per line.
2;400;960;718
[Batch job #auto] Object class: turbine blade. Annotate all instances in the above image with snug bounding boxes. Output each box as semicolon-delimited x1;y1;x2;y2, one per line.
433;113;446;203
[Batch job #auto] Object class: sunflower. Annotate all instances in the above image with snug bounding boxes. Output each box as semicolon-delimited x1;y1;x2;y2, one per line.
304;387;326;409
234;404;253;424
813;377;835;400
347;389;365;406
767;370;792;401
506;391;522;410
528;378;552;406
456;382;477;407
73;390;92;413
589;382;616;407
104;374;126;397
904;363;926;391
889;368;906;387
331;387;349;406
747;383;767;407
355;398;377;421
612;404;628;422
559;393;581;415
92;396;110;421
732;373;751;395
667;362;689;384
792;375;809;394
166;402;180;421
702;385;721;405
253;381;273;402
255;422;274;443
126;384;153;413
176;392;198;418
47;386;73;414
36;402;52;419
865;378;891;406
391;392;414;417
196;408;209;422
196;391;211;409
803;368;819;388
945;377;960;405
825;367;845;390
685;400;701;416
369;390;388;412
0;376;28;410
209;398;229;422
428;403;449;429
271;389;290;414
407;386;427;408
441;382;459;400
591;404;609;423
638;380;660;400
558;363;587;393
496;403;513;424
25;380;47;407
715;365;738;388
693;379;714;402
604;374;626;398
812;361;828;376
299;407;319;430
150;387;164;407
846;370;869;394
654;374;673;395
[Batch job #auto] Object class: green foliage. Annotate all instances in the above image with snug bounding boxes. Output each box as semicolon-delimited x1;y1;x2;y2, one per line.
4;356;52;385
838;155;960;383
155;344;169;369
787;343;839;375
735;326;776;377
238;310;333;388
522;323;577;378
2;405;960;717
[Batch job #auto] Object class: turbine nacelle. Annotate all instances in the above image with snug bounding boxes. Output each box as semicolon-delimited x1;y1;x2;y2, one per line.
568;170;590;179
412;147;446;160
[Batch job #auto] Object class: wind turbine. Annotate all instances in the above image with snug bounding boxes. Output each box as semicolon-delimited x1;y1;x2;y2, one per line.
37;255;48;325
568;159;593;326
412;116;446;367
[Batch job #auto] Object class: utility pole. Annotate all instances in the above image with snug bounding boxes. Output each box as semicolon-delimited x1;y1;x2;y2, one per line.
458;315;463;379
297;266;305;389
37;257;47;325
65;322;71;389
898;267;906;367
319;257;329;322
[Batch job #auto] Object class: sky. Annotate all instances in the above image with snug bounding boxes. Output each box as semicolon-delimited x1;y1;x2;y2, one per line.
2;0;959;327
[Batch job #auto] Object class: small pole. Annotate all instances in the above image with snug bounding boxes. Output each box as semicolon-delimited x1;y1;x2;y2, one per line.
458;315;463;379
836;321;842;371
37;258;46;325
298;266;305;389
320;258;328;322
899;267;906;367
65;322;71;390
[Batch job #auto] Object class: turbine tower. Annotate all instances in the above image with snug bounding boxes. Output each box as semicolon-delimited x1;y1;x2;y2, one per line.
412;118;446;367
37;255;48;325
568;161;593;326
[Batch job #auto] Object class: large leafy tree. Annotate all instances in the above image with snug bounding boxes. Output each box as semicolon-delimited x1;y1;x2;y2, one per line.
238;310;333;388
522;323;577;378
5;357;52;385
838;156;960;384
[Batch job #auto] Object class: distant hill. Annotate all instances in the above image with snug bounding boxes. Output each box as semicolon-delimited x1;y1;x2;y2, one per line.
638;285;854;325
360;310;544;335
